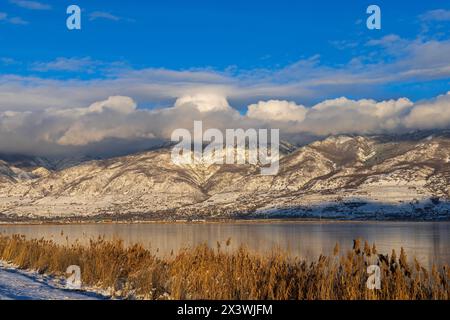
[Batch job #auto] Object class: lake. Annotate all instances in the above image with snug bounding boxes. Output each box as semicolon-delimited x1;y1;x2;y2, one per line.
1;221;449;268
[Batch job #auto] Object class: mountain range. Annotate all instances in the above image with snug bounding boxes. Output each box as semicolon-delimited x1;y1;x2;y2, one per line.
0;130;449;222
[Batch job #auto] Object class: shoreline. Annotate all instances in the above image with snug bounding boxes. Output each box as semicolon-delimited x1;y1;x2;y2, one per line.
0;260;110;300
1;217;449;226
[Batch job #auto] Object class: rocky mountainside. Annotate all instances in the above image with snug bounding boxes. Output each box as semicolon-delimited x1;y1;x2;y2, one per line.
0;132;449;221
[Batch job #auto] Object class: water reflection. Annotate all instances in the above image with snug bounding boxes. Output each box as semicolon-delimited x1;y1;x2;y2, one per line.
1;221;448;269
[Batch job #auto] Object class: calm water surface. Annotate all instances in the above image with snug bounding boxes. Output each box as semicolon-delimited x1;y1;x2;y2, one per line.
1;221;449;268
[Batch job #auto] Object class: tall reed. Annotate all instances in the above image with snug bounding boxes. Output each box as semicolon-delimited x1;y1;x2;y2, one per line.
0;235;448;300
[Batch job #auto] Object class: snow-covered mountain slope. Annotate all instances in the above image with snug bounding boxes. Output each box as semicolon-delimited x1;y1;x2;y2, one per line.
0;132;449;221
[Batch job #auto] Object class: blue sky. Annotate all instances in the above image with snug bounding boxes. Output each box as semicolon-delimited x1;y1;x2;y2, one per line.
0;1;447;70
0;1;450;156
1;0;449;105
0;1;445;68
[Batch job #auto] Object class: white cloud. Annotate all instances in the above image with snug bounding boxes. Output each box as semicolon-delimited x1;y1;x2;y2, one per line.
31;57;99;72
9;0;51;10
0;11;28;25
0;20;449;156
0;57;18;65
0;32;447;113
404;91;450;129
56;97;148;146
247;100;307;122
89;11;134;22
174;93;231;112
87;96;137;114
7;16;28;25
1;91;450;157
298;97;414;135
420;9;450;22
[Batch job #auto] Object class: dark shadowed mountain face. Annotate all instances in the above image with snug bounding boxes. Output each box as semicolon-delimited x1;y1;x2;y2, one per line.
0;131;449;221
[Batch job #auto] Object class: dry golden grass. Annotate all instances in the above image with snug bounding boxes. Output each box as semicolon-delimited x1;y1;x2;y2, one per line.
0;235;448;300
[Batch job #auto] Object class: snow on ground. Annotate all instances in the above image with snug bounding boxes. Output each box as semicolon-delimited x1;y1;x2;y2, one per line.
0;264;107;300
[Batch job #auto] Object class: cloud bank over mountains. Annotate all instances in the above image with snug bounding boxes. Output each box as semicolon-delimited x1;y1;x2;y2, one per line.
1;33;450;110
0;23;449;157
0;91;450;157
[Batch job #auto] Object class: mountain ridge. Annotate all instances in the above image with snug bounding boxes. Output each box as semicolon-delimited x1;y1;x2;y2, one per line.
0;131;449;221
